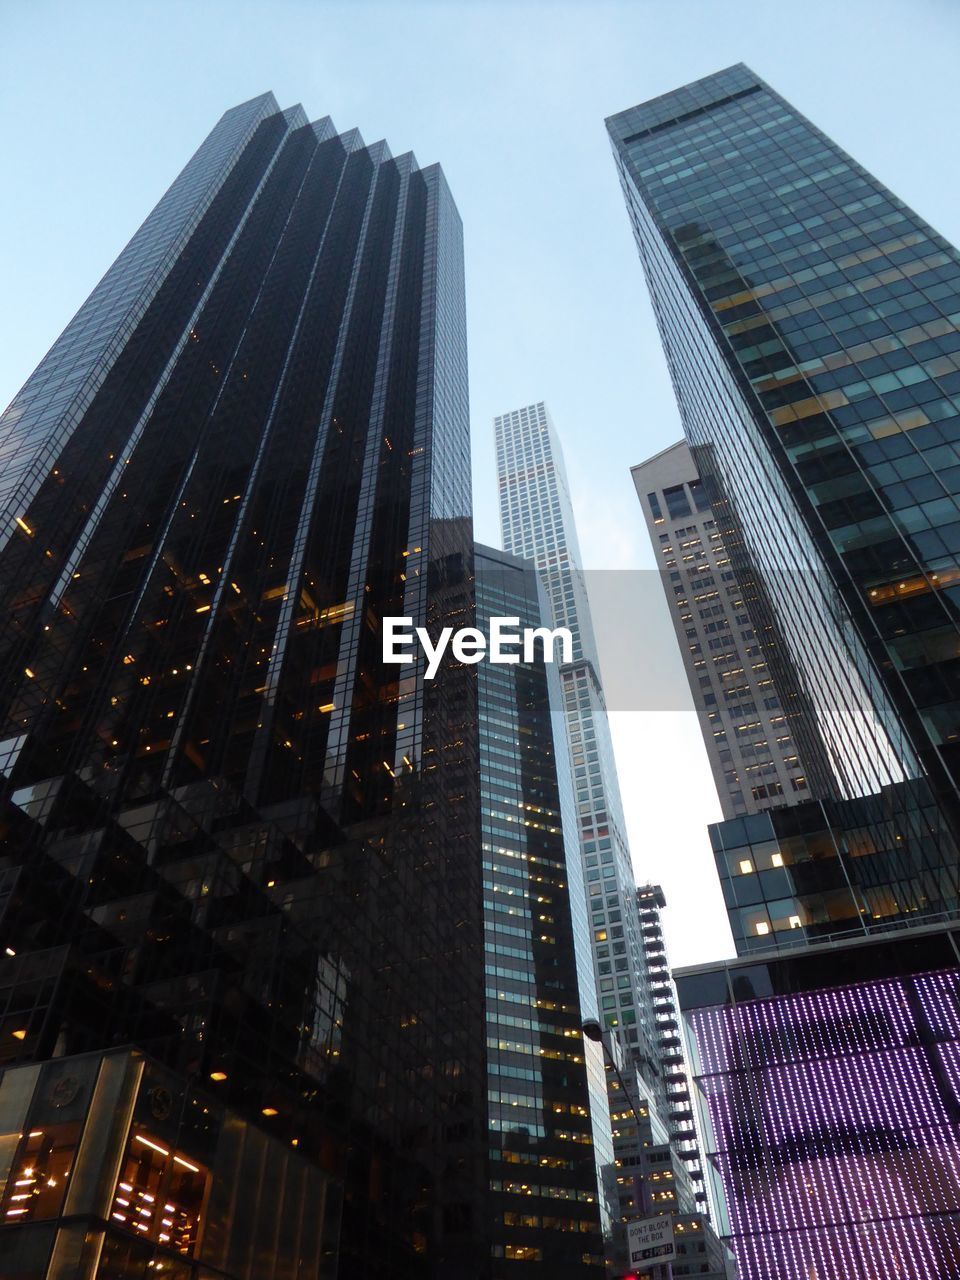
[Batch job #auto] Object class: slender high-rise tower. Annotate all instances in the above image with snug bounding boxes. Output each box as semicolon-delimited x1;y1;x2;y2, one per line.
0;93;487;1279
610;67;960;1279
474;544;609;1277
495;404;645;1055
494;403;723;1273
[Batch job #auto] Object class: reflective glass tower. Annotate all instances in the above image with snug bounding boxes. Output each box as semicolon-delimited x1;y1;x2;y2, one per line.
474;544;609;1276
0;94;486;1279
608;63;960;864
610;67;960;1279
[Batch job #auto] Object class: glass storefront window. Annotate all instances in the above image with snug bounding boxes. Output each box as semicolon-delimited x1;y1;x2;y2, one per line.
110;1129;208;1256
1;1122;81;1224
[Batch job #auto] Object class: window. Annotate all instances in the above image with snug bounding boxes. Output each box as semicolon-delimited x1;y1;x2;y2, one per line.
664;484;692;519
109;1130;209;1254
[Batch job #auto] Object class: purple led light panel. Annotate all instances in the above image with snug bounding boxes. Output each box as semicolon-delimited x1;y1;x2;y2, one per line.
686;967;960;1278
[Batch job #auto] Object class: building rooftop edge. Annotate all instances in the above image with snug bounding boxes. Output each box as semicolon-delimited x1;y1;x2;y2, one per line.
630;438;689;474
674;918;959;981
493;400;548;423
474;541;532;570
605;62;760;137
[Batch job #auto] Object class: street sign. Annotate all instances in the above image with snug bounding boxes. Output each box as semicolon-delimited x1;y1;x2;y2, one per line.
627;1215;677;1267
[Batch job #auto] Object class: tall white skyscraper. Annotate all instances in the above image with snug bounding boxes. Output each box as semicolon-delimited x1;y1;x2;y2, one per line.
494;403;712;1236
496;401;599;667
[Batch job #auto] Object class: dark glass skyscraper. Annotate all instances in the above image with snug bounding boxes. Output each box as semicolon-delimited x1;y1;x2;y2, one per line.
609;67;960;1278
0;93;487;1279
474;544;608;1276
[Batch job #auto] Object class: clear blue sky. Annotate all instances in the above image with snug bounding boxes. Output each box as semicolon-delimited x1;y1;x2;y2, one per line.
2;0;958;965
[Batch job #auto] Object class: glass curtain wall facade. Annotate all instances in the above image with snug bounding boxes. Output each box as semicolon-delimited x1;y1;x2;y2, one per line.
607;65;960;916
610;67;960;1278
708;782;957;955
0;1047;341;1279
0;94;486;1279
474;544;608;1276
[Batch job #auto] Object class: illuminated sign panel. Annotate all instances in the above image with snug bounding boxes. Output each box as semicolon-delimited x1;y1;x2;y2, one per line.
684;967;960;1278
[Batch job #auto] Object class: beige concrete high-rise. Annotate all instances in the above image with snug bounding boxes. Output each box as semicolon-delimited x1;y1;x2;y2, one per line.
633;440;811;818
